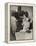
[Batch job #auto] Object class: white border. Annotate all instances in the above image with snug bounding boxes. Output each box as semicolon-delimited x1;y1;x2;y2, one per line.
5;2;36;43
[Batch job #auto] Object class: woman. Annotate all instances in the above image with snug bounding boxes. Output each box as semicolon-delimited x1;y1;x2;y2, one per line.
10;16;17;40
20;11;31;33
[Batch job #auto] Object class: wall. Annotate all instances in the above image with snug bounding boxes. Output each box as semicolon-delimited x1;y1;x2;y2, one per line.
0;0;36;46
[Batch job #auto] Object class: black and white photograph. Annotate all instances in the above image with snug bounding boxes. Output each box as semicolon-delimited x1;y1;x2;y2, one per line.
10;5;33;41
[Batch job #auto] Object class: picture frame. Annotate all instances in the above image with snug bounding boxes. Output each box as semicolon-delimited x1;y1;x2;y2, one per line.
5;2;36;43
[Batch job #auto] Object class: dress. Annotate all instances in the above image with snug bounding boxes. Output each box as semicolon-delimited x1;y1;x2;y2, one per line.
11;16;17;32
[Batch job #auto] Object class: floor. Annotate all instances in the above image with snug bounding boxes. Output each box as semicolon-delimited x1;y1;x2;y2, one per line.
15;31;33;40
10;30;33;41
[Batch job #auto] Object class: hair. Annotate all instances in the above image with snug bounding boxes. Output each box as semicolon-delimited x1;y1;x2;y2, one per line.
25;11;29;18
18;6;21;11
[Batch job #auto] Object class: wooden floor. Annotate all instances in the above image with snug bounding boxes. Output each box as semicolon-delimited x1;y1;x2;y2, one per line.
15;31;33;40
